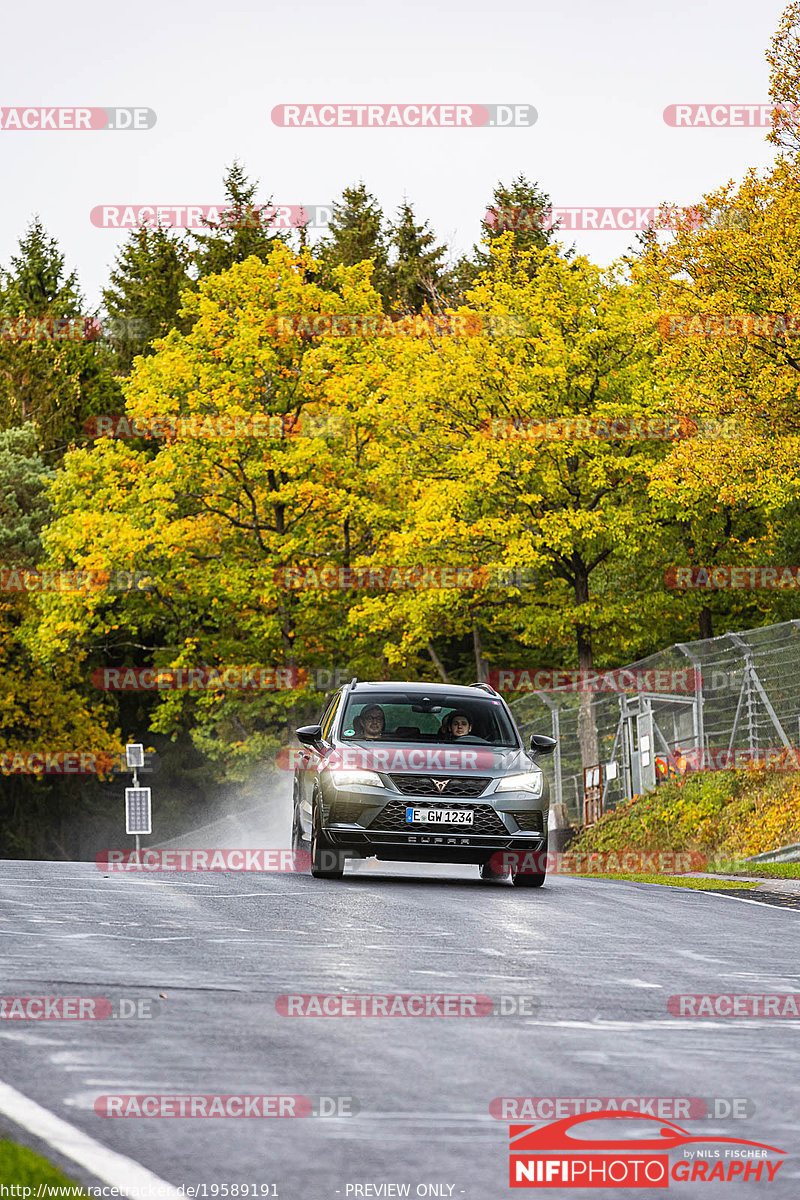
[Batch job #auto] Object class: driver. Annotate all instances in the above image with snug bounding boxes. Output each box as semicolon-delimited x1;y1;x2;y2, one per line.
444;710;472;739
358;704;386;740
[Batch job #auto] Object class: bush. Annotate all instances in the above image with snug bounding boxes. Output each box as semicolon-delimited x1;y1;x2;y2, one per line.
570;768;800;860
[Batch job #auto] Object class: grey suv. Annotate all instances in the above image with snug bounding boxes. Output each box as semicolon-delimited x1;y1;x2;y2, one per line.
290;680;556;886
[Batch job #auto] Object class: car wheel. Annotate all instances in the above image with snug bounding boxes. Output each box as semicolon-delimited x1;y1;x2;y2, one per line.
310;799;345;879
511;870;546;888
479;861;510;882
291;796;307;852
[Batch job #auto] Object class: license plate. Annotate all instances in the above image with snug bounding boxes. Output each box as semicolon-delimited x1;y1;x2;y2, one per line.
405;807;474;825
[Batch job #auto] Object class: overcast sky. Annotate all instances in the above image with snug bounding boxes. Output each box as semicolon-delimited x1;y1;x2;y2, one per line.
0;0;787;308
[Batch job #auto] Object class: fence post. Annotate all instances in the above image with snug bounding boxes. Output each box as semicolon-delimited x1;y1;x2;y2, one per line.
551;705;562;814
677;643;704;764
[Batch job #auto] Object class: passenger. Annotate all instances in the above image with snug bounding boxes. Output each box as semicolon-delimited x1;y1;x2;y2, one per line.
358;704;386;740
443;710;473;739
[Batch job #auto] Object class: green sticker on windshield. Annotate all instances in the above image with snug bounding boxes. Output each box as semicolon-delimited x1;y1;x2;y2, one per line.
343;728;355;737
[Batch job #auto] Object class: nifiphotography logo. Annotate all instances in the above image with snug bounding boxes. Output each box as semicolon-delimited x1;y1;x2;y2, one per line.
507;1111;785;1188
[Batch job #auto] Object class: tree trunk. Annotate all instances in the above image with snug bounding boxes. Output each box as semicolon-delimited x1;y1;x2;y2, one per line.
573;568;599;833
427;641;449;683
576;620;599;772
472;622;487;682
343;516;351;567
699;604;713;640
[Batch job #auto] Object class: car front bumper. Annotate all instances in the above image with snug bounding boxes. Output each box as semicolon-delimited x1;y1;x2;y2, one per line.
319;778;548;862
323;825;546;863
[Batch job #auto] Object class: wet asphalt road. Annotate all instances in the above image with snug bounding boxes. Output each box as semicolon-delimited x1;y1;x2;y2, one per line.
0;856;799;1198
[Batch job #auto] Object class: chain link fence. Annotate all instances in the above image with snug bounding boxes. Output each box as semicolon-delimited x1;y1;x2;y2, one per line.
508;620;800;825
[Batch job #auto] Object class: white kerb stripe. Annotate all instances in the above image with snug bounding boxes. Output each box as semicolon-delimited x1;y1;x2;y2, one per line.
0;1079;180;1196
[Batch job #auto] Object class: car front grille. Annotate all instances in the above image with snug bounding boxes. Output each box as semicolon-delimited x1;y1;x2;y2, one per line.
509;810;545;834
388;774;491;798
371;799;508;836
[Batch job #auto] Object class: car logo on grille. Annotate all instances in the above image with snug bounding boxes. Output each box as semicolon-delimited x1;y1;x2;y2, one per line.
432;779;449;792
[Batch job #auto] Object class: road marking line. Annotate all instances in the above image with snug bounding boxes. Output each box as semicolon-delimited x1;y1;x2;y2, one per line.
693;889;800;911
0;1078;180;1196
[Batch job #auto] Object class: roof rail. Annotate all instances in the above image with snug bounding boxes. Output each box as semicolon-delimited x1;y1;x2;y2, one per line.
471;681;499;695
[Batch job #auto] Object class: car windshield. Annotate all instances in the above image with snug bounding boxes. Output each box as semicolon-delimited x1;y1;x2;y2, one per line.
339;692;519;747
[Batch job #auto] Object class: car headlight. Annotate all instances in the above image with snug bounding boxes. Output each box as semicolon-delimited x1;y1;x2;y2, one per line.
330;769;385;788
495;772;544;797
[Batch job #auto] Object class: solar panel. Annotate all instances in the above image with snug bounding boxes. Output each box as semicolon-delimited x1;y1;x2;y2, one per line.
125;743;145;769
125;787;152;834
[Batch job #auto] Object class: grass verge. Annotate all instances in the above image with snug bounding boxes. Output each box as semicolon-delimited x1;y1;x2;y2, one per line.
705;861;800;878
0;1140;86;1190
568;768;800;867
568;873;761;889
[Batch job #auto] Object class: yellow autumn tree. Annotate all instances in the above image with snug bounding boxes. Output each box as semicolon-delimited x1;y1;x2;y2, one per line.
28;247;402;773
331;238;681;769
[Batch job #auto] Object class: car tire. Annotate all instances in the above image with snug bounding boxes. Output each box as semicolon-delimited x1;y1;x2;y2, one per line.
511;870;546;888
291;796;308;852
479;861;510;882
310;799;345;879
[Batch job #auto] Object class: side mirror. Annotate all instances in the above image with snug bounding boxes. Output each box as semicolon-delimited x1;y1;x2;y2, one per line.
296;724;324;750
530;734;557;757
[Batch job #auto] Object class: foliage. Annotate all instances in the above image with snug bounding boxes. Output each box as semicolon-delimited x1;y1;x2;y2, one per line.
32;246;389;775
0;220;120;452
340;238;676;682
570;768;800;859
386;201;448;313
103;226;193;372
5;3;800;846
447;174;557;297
0;423;53;563
190;161;288;278
317;182;389;300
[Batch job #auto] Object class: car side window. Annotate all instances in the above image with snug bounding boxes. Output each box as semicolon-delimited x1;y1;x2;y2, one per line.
320;691;342;742
317;692;337;730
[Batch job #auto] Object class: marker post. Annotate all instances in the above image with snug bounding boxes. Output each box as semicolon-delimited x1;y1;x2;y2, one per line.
124;743;151;853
